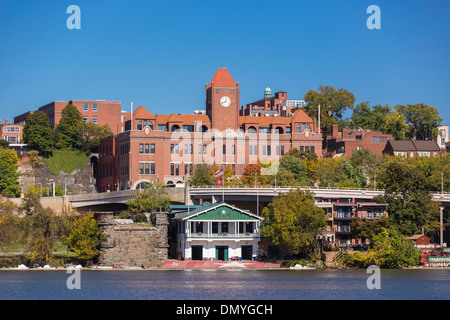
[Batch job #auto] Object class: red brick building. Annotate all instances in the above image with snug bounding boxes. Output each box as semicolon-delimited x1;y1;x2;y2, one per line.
324;124;394;158
14;100;123;135
96;68;323;191
383;139;441;157
0;118;23;145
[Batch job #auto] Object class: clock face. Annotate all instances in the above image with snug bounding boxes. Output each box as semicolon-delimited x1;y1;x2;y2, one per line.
220;96;231;108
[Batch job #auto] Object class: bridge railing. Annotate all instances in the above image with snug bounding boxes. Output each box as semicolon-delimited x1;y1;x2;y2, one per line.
189;185;386;192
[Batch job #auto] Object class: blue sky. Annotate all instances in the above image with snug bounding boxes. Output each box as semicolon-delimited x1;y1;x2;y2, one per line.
0;0;449;126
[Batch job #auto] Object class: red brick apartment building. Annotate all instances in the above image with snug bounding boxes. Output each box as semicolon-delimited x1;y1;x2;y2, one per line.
14;100;123;135
324;124;394;158
96;68;323;192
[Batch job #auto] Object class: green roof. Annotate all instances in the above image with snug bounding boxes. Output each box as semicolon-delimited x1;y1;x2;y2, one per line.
172;202;262;221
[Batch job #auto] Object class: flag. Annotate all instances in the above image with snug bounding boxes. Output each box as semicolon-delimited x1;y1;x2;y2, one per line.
216;178;223;185
214;168;224;178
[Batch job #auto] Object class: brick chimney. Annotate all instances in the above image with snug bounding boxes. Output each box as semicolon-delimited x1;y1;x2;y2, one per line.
332;124;339;139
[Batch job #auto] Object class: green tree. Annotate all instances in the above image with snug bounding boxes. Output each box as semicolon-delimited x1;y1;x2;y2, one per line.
395;103;442;140
345;228;421;268
0;147;20;197
279;155;308;184
262;189;326;256
64;213;104;262
384;109;409;140
23;111;53;157
53;104;84;150
303;85;356;135
375;157;438;235
350;216;392;245
350;102;391;132
125;180;170;220
81;122;114;152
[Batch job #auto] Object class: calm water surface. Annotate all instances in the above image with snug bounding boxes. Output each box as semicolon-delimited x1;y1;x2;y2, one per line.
0;269;449;300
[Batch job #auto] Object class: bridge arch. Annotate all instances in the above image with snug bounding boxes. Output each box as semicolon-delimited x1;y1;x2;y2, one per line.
132;179;153;190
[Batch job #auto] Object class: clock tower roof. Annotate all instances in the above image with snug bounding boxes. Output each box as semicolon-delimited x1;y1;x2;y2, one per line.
207;68;236;88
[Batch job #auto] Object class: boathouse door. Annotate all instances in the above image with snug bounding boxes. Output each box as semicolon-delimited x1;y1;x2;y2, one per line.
215;246;228;261
192;245;203;260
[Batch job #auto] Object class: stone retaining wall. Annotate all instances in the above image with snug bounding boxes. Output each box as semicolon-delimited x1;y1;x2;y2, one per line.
97;213;169;268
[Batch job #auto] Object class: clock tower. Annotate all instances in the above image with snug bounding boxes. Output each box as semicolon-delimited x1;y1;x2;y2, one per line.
206;68;240;131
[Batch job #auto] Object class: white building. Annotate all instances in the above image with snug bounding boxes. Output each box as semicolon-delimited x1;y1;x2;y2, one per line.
437;125;449;150
173;202;263;261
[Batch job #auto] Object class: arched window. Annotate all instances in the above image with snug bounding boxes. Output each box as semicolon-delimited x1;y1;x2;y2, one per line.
148;121;154;130
200;125;208;133
137;121;143;130
275;127;284;134
306;124;312;131
171;125;180;132
296;124;302;133
247;126;257;134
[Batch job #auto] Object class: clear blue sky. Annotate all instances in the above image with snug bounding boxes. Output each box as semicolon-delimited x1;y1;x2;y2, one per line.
0;0;449;126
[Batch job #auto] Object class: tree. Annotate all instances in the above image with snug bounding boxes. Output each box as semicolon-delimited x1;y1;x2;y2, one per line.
190;163;215;186
279;155;308;184
345;228;421;268
65;213;104;262
0;199;21;253
384;109;409;140
23;111;53;157
395;103;442;140
350;216;392;245
262;189;326;256
53;104;84;150
125;180;170;220
20;188;58;266
0;147;20;197
375;157;438;235
350;102;391;132
303;85;356;135
81;122;113;152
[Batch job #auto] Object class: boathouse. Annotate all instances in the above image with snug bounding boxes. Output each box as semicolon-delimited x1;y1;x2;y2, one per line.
173;202;263;261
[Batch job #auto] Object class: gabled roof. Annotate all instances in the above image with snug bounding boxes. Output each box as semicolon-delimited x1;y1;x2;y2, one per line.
387;140;415;151
388;139;441;152
412;140;440;151
172;202;262;221
207;68;237;88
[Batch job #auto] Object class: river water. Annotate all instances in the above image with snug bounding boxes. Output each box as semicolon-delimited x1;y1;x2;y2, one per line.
0;269;448;300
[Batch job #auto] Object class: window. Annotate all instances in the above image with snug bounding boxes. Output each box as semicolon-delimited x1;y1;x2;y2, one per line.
203;144;207;155
83;117;89;123
4;126;20;133
232;145;235;155
222;144;226;155
145;163;149;175
171;163;179;176
247;126;257;134
139;144;144;154
281;146;285;156
92;118;98;124
183;125;194;132
311;146;315;154
145;144;149;154
158;124;166;131
83;104;88;111
171;144;179;154
262;146;267;156
137;121;143;130
92;104;98;111
150;144;155;154
139;163;144;175
259;127;270;134
184;144;193;154
151;162;155;175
